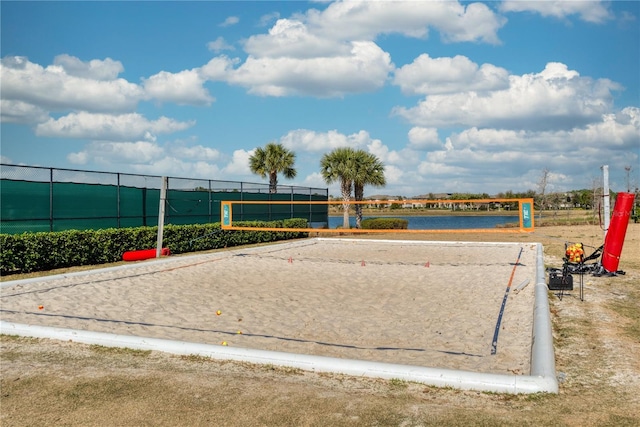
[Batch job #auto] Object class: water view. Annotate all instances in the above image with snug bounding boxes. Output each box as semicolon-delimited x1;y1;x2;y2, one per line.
327;215;519;230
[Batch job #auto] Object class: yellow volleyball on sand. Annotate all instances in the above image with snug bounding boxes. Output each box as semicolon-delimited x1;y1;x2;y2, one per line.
216;310;222;315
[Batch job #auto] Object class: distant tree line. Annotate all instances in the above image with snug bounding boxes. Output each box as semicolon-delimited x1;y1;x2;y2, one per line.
247;144;638;225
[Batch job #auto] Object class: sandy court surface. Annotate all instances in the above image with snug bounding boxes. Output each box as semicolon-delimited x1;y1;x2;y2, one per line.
0;238;538;375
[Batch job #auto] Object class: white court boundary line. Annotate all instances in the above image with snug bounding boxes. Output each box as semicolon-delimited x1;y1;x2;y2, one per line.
0;239;557;394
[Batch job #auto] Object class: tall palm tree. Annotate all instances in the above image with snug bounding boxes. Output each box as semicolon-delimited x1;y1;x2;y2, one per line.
353;150;386;228
320;147;356;229
249;142;297;193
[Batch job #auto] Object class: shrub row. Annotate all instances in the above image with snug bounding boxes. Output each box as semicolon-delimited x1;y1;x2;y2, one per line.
360;217;409;230
0;219;308;275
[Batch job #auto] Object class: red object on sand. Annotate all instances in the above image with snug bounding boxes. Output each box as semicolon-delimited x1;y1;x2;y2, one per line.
122;247;170;262
602;192;635;273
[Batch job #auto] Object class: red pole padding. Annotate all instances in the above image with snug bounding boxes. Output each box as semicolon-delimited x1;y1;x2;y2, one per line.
123;248;171;262
602;192;635;272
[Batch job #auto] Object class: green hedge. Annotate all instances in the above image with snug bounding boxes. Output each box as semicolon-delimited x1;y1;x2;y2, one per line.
0;218;308;275
360;217;409;230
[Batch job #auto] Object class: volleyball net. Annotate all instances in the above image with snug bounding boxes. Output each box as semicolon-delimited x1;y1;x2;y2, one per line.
221;198;535;234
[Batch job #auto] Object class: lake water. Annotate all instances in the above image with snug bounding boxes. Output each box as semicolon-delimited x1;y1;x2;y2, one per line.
327;215;519;230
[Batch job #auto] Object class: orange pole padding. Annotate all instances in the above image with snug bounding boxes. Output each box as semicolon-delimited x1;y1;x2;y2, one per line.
123;247;171;262
601;192;635;273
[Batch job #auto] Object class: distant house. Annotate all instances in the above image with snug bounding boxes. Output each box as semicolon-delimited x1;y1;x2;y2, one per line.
402;201;425;208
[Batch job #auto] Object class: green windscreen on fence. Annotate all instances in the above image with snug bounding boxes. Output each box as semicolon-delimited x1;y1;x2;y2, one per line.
1;180;52;233
1;178;328;234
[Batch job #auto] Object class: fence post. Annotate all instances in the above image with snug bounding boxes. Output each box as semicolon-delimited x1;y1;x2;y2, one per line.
116;173;121;228
49;168;53;232
208;179;212;223
156;176;168;258
309;188;312;224
240;182;244;221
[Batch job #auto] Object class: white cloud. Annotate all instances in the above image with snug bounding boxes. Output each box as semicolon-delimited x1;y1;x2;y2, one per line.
169;144;221;162
407;127;443;150
500;0;613;24
417;160;467;177
3;2;636;197
0;99;49;124
142;68;214;106
536;106;640;151
220;16;239;27
53;54;124;80
280;129;371;151
306;0;505;44
405;108;640;194
366;139;404;164
207;37;235;53
441;107;639;155
42;106;640;196
67;150;89;165
188;161;224;179
35;112;195;141
67;140;226;179
278;128;421;191
259;12;281;27
444;127;527;151
392;62;622;131
1;56;144;114
229;41;393;97
128;157;222;179
435;2;507;44
393;54;509;95
244;19;349;58
67;140;165;165
211;1;505;98
300;171;326;189
221;149;253;176
0;55;218;121
381;164;410;187
200;56;239;80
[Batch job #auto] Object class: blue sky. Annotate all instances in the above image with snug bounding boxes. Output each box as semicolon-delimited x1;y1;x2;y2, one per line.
1;0;638;198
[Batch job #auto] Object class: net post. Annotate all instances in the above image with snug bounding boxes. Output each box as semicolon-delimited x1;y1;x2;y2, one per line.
156;176;168;258
221;201;232;229
519;198;535;232
602;165;610;239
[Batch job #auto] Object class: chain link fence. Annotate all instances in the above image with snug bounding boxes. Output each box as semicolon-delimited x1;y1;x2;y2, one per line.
0;164;328;234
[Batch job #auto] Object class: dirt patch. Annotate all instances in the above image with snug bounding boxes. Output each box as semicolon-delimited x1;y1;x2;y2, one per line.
2;224;639;426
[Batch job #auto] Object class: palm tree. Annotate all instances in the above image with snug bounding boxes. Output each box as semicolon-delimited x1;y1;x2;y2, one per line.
353;150;386;228
249;142;297;193
320;147;356;229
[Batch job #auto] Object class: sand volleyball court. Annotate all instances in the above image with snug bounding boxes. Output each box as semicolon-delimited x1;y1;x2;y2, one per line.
1;238;538;376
